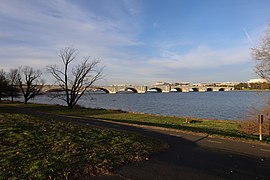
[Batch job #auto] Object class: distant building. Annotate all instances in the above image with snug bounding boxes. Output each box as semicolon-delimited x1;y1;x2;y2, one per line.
153;82;171;86
111;84;127;86
217;82;240;87
172;82;190;86
192;82;239;87
247;79;268;84
192;83;202;87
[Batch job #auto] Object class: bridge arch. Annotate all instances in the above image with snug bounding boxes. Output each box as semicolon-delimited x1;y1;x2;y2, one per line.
206;88;213;92
125;87;138;93
97;88;111;93
219;88;225;91
172;88;182;92
149;87;162;93
191;88;199;92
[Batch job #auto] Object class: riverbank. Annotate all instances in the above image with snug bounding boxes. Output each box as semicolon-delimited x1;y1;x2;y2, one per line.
25;91;270;120
1;102;270;179
3;101;270;142
0;102;167;179
234;89;270;92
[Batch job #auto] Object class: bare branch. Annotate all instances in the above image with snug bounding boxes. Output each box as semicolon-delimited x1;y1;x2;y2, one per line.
252;23;270;82
47;47;104;108
17;66;44;104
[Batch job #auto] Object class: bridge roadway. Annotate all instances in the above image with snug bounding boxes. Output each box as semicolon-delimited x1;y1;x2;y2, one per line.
42;85;234;93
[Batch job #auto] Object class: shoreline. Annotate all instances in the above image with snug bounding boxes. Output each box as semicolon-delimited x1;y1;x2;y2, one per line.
2;101;269;143
233;89;270;92
10;90;270;121
10;99;243;122
2;101;270;179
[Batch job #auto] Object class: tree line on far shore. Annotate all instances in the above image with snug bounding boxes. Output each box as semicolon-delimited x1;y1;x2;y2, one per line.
0;67;42;103
234;82;270;90
0;47;103;108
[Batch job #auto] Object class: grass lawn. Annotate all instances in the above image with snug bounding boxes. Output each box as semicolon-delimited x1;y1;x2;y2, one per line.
1;102;269;179
0;103;166;179
20;102;257;139
4;102;269;142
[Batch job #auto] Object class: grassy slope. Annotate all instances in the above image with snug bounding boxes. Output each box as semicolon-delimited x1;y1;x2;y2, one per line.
2;102;269;178
9;102;267;141
0;103;166;179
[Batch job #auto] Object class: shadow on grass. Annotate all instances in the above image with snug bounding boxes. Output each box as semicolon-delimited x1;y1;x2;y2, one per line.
92;117;260;141
1;102;267;142
2;102;270;179
0;102;126;116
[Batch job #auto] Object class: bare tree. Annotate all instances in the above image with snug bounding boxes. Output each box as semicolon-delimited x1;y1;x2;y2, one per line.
252;23;270;81
17;66;44;104
8;68;19;102
0;69;9;102
47;47;103;109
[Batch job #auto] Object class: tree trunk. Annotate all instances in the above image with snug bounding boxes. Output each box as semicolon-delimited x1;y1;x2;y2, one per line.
24;96;28;104
11;85;14;102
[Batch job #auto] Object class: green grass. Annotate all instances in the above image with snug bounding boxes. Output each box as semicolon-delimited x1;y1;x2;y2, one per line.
0;103;166;179
23;103;246;138
4;102;267;141
1;102;269;178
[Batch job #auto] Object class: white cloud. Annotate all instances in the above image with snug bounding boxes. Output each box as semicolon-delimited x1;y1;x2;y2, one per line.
0;0;256;85
100;44;254;85
0;47;55;69
0;0;142;69
147;45;252;70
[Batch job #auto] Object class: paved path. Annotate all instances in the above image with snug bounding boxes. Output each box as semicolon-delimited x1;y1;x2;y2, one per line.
3;105;270;179
83;119;270;179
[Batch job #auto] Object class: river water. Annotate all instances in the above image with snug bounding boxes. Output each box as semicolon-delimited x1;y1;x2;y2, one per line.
25;91;270;120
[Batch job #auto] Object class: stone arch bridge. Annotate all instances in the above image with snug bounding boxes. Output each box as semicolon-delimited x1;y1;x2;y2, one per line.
42;85;234;94
94;85;234;94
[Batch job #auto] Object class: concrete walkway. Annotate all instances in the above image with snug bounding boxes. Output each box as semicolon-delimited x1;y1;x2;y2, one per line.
37;112;270;179
90;120;270;179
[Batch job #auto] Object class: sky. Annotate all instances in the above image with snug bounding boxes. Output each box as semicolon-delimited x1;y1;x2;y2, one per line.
1;0;270;85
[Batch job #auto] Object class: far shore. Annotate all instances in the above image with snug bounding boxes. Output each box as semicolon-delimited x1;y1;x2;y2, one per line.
233;89;270;92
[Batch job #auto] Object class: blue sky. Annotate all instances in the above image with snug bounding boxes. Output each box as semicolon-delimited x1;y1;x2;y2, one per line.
1;0;270;85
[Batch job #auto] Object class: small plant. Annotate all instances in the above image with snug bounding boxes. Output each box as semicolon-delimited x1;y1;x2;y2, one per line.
241;102;270;140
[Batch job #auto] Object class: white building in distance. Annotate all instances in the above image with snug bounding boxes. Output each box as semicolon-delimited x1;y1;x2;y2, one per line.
247;79;268;84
